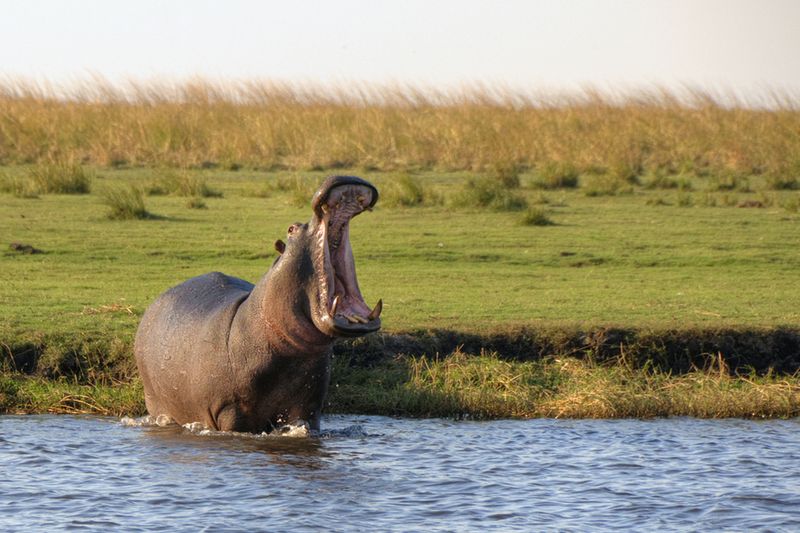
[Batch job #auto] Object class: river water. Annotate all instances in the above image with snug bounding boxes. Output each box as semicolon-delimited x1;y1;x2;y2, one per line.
1;415;799;532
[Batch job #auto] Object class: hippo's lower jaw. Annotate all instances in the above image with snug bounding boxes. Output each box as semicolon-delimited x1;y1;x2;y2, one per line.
311;177;382;338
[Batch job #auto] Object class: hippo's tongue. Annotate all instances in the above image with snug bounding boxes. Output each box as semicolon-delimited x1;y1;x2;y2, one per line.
321;183;382;328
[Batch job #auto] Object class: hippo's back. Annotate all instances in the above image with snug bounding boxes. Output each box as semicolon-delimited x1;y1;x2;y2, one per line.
134;272;253;424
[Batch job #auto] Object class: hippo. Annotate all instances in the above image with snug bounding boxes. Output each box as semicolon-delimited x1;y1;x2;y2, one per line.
134;175;381;433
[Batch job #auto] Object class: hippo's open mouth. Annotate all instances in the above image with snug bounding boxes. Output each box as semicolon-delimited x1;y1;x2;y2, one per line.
312;176;381;337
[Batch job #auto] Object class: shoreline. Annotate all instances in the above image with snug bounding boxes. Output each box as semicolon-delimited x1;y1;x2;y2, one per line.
3;327;799;420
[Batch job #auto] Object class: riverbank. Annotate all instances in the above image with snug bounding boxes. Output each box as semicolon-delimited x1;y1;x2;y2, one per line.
2;327;799;419
3;353;799;420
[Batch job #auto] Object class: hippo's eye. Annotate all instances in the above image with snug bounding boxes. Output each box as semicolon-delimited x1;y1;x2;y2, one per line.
287;225;294;234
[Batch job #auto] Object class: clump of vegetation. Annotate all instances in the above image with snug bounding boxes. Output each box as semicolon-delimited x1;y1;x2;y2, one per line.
607;159;643;185
146;169;222;198
521;207;555;226
244;185;272;198
764;160;800;190
530;192;550;205
709;172;750;192
700;192;740;208
531;161;579;189
25;162;92;194
101;186;152;220
186;197;207;209
285;176;318;207
697;193;717;207
765;174;799;191
0;174;40;198
781;195;800;213
676;191;694;207
450;177;528;211
382;175;442;207
489;160;522;188
644;172;693;191
583;174;633;197
250;174;318;206
645;196;670;206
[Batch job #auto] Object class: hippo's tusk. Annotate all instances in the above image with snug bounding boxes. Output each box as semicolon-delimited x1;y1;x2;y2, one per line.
367;299;383;321
330;295;340;316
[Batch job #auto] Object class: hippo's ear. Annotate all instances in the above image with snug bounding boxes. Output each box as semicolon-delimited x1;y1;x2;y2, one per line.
274;239;286;255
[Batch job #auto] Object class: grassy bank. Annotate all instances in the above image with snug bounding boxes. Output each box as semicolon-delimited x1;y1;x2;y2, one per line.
1;141;799;418
3;351;799;419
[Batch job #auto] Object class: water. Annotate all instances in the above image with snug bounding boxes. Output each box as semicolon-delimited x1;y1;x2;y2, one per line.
2;415;800;532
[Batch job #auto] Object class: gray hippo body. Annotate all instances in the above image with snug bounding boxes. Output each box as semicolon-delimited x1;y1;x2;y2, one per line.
134;176;381;433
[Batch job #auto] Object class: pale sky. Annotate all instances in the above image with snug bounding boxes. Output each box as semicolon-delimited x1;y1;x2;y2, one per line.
1;0;799;99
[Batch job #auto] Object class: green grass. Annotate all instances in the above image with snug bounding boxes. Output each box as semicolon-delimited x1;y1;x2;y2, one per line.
381;174;442;207
1;166;799;417
0;374;144;416
531;161;580;190
1;166;798;335
145;168;222;197
450;176;528;210
186;197;207;209
520;207;555;226
101;185;152;220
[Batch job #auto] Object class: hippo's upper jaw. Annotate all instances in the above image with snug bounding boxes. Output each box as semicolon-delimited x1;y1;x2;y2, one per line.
310;176;381;338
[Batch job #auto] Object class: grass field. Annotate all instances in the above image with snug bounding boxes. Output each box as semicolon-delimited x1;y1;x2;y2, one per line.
2;167;798;338
1;80;799;419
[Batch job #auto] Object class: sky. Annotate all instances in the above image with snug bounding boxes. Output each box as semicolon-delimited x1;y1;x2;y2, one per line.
1;0;799;100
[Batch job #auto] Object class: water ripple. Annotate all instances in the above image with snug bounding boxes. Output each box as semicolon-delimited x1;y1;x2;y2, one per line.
1;415;800;531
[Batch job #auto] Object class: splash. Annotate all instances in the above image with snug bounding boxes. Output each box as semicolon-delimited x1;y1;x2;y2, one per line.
120;415;366;439
120;414;176;427
181;420;311;439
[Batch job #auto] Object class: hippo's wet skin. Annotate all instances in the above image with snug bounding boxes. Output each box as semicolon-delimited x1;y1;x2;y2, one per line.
134;176;381;433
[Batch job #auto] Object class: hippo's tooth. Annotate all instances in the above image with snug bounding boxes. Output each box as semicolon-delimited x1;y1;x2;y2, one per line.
330;295;340;316
344;314;359;323
353;315;368;324
367;299;383;321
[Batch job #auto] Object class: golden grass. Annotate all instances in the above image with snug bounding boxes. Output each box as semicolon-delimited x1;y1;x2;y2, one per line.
1;79;799;181
386;351;800;419
0;375;145;417
324;346;800;420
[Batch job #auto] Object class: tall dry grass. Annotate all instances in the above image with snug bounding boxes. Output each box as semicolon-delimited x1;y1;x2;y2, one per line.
1;79;799;180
